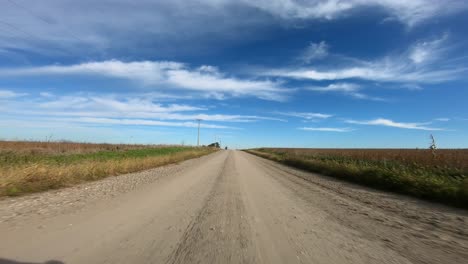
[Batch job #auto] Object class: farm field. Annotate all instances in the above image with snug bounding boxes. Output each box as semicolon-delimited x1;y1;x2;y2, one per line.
0;141;217;196
246;148;468;208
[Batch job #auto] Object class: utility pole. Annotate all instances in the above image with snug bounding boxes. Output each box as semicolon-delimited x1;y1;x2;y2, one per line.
430;134;437;159
196;119;202;146
215;134;221;148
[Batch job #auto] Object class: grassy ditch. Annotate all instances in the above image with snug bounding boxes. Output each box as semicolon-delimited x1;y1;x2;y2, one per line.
0;142;217;196
246;148;468;208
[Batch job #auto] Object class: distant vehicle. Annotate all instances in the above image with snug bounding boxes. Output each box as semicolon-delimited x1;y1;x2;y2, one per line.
207;142;220;148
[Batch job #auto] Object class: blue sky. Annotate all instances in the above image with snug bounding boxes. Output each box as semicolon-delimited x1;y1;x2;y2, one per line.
1;0;468;148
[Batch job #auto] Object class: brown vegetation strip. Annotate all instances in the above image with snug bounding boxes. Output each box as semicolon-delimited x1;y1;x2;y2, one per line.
245;149;468;208
0;143;217;197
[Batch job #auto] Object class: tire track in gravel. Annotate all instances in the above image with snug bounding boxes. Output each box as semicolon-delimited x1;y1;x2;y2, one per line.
243;151;468;264
166;151;256;264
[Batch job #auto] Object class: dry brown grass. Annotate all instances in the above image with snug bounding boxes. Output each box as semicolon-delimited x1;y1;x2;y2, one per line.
0;140;173;155
249;148;468;208
264;148;468;170
0;141;217;196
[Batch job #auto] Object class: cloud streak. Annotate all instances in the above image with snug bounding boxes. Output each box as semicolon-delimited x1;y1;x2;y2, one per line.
1;93;284;131
307;83;385;101
265;34;467;84
0;89;27;98
267;59;466;84
299;41;328;63
346;118;445;130
1;0;465;62
244;0;468;26
0;60;289;101
276;111;332;120
55;117;235;129
299;127;352;132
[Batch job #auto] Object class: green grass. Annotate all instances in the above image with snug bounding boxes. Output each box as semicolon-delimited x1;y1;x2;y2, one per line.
246;148;468;208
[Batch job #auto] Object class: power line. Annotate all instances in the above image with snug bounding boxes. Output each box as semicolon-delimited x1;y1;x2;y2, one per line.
6;0;88;46
0;20;40;41
7;0;54;25
196;119;202;146
0;20;74;57
1;2;105;73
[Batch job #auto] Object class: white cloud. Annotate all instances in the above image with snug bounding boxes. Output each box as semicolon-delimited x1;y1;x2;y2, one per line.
409;47;429;64
244;0;468;26
164;64;287;100
0;1;255;56
299;41;328;63
1;93;284;126
348;93;385;101
306;83;385;101
308;83;360;92
346;118;445;130
434;118;450;122
27;95;205;114
0;60;182;83
267;62;465;84
56;117;234;129
0;89;27;98
400;84;423;90
265;34;467;84
0;60;288;101
408;34;448;64
1;0;465;61
277;111;332;120
39;92;54;97
299;127;352;132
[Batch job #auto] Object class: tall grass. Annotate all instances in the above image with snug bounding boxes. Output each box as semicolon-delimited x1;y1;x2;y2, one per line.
247;148;468;208
0;141;217;196
262;148;468;170
0;140;174;155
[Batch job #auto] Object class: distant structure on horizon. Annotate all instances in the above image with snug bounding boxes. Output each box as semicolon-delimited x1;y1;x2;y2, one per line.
207;142;220;148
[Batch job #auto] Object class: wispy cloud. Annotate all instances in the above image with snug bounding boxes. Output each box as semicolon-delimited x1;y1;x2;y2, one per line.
306;83;385;101
347;93;385;101
39;92;54;98
41;96;204;113
0;89;27;98
265;34;467;84
299;127;353;132
1;93;284;129
54;117;235;129
276;111;332;120
299;41;328;63
408;34;448;64
308;83;359;92
0;60;289;101
346;118;445;130
1;0;465;63
434;118;450;122
266;66;466;83
245;0;468;26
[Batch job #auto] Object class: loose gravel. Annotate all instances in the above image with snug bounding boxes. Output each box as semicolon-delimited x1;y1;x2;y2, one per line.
0;152;218;224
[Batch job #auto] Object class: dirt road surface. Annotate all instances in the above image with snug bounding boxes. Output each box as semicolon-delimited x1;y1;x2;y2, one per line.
1;150;467;264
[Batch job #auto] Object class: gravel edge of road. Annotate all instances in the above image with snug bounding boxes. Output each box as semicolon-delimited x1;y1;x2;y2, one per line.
244;149;468;210
244;151;468;235
0;151;221;224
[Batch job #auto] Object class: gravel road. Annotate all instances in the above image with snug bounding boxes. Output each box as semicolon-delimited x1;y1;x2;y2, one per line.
1;150;467;264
